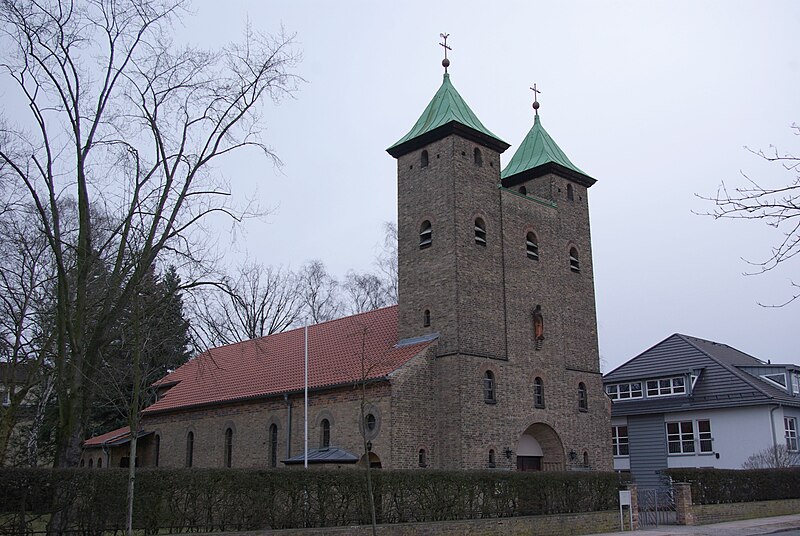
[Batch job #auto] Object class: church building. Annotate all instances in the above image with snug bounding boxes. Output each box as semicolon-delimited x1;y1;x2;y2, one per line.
82;51;612;472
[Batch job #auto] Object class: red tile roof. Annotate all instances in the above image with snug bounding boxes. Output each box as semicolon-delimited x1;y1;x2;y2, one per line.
83;425;131;447
143;305;433;415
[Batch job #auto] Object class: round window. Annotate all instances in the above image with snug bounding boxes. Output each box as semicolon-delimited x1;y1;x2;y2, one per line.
365;413;377;432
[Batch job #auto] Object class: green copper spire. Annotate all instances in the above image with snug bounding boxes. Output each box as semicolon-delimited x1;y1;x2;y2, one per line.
501;114;595;187
387;74;508;157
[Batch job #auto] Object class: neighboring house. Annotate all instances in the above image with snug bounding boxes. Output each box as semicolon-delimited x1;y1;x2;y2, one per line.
603;334;800;488
83;57;613;472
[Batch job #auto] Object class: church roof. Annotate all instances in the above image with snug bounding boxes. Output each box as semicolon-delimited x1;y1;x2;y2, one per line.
142;305;434;415
83;426;152;448
500;114;595;188
387;73;509;157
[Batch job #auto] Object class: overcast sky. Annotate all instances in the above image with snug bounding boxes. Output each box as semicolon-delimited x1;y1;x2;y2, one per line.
175;1;799;371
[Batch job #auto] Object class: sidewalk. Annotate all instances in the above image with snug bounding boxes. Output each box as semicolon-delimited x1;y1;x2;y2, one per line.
591;513;800;536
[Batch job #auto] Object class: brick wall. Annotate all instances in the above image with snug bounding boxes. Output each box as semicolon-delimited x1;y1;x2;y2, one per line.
691;499;800;525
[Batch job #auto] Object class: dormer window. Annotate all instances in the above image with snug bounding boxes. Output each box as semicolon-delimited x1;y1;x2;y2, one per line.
419;221;432;249
474;218;486;246
605;382;643;400
646;377;686;397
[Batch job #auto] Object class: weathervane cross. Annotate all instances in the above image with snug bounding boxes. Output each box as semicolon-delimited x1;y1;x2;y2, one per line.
530;83;541;115
439;33;451;73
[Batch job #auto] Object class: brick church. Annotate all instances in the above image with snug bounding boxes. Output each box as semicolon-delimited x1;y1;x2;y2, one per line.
82;56;612;472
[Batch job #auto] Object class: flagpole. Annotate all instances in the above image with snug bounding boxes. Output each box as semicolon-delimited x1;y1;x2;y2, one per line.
304;324;308;469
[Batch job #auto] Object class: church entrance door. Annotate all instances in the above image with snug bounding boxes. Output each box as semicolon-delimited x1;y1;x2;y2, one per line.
516;455;542;472
516;422;565;472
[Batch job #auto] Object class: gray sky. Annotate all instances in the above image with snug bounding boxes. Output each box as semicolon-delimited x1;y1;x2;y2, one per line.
180;1;798;371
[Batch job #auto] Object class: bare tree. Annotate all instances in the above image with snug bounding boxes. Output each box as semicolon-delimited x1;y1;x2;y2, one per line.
343;271;390;315
702;125;800;306
298;260;340;324
0;0;300;470
742;444;800;469
193;261;303;346
375;222;398;304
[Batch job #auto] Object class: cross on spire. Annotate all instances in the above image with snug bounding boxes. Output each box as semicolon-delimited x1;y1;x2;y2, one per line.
530;84;541;116
439;33;451;73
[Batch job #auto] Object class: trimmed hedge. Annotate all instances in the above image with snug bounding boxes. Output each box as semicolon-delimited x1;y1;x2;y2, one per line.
663;467;800;505
0;468;624;534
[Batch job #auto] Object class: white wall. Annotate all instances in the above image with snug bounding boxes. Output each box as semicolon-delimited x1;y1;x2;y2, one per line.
665;406;775;469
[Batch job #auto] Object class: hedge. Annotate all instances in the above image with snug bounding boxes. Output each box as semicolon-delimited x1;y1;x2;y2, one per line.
663;467;800;505
0;468;624;534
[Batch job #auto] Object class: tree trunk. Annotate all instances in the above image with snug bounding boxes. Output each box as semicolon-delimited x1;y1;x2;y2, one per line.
126;432;138;536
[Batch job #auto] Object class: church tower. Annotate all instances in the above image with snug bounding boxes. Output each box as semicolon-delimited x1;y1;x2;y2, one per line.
387;44;611;472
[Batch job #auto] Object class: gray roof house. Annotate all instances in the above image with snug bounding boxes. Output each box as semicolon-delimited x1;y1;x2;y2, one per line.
603;334;800;488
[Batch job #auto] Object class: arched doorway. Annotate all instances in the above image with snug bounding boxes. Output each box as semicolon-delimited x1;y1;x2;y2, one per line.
358;452;382;469
516;423;565;472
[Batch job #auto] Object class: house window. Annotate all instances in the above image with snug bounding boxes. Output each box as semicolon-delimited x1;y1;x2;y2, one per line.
423;309;431;327
666;421;695;454
605;382;643;400
483;371;496;403
567;183;574;201
418;449;427;468
569;247;580;272
474;147;483;166
474;218;487;246
786;417;798;452
488;449;496;468
533;377;545;408
421;150;429;167
612;425;629;456
646;377;686;397
419;220;432;249
269;423;279;468
518;186;527;195
526;232;539;260
578;382;588;411
154;435;160;467
698;420;713;453
321;418;331;448
224;427;233;468
186;431;194;467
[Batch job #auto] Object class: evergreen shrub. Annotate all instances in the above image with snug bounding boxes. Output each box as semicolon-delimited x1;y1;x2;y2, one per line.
663;467;800;504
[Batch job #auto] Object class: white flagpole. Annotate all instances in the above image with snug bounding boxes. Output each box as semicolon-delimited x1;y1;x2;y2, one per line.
304;324;308;469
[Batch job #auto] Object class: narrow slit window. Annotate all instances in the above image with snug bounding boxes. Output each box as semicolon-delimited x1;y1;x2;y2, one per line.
474;218;487;246
423;309;431;327
569;247;580;272
186;431;194;468
483;371;496;403
418;449;427;467
488;449;496;467
567;183;574;201
154;435;160;467
224;427;233;468
578;382;588;411
474;147;483;166
269;424;278;468
321;419;331;448
419;221;432;249
526;232;539;260
421;150;429;167
534;377;545;408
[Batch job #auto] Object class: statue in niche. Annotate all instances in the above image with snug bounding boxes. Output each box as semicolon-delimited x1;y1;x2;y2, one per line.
532;305;544;350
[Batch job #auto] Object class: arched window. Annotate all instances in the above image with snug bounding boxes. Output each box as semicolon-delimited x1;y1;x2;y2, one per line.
526;232;539;260
269;423;278;468
97;458;102;468
224;427;233;468
518;186;527;195
154;434;160;467
88;458;93;468
488;449;496;468
567;183;574;201
321;419;331;448
583;451;589;467
418;449;427;468
483;371;496;403
80;459;85;468
569;247;580;272
534;377;545;408
578;382;588;411
186;431;194;467
419;220;432;249
474;147;483;166
423;309;431;327
421;150;429;167
474;218;486;246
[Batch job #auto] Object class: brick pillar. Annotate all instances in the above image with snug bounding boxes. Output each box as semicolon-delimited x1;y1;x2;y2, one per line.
626;483;639;530
673;482;696;526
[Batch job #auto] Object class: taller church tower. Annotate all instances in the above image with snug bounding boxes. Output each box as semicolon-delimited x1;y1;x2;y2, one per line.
387;48;611;471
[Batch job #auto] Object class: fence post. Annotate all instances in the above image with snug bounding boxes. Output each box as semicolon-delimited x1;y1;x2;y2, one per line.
626;483;639;530
673;482;695;525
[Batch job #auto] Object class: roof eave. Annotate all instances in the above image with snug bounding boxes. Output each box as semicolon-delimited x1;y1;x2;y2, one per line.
387;121;510;158
501;161;596;189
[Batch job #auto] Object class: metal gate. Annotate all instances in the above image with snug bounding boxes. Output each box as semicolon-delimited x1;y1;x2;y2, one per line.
638;488;677;527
